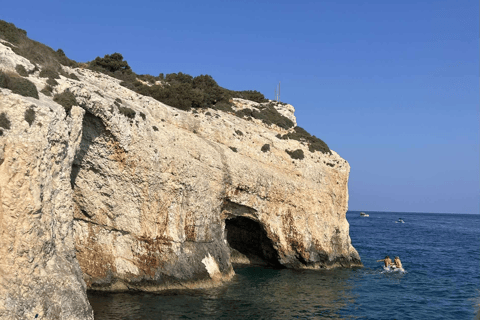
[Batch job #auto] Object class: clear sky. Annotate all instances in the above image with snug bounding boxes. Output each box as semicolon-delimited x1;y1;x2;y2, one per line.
2;0;478;214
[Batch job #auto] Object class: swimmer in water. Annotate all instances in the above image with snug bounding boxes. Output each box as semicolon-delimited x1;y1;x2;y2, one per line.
376;256;392;268
393;256;402;269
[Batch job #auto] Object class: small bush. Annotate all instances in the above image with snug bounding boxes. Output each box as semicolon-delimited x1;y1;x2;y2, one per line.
41;85;53;96
235;106;294;130
46;77;58;86
0;20;78;75
278;126;331;155
235;130;243;136
286;149;304;160
24;106;35;126
261;144;270;153
253;105;294;130
212;101;233;113
0;71;39;99
39;67;60;79
137;74;156;84
15;64;28;76
140;112;146;120
0;112;11;130
67;73;79;81
53;90;77;113
229;146;238;153
235;108;253;120
118;106;136;119
152;126;159;131
232;90;268;103
0;20;27;44
89;53;132;74
55;48;77;67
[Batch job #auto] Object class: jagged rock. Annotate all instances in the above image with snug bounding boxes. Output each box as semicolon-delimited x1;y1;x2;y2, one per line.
0;91;93;318
0;40;361;318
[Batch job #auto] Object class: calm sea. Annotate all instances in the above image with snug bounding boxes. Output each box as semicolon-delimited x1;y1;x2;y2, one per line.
88;211;480;319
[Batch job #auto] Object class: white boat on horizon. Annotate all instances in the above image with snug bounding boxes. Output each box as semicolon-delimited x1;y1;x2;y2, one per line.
360;212;369;217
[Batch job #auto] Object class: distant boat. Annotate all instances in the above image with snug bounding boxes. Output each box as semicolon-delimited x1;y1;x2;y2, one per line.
360;212;369;217
396;218;405;223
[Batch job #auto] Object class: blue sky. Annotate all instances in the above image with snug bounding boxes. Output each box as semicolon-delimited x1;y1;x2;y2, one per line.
2;0;478;213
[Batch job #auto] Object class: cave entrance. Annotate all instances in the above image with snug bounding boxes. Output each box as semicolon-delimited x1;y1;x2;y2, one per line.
225;217;283;268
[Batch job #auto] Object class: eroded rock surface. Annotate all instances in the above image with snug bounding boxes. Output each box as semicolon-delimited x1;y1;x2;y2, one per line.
0;40;361;317
62;66;362;291
0;86;93;317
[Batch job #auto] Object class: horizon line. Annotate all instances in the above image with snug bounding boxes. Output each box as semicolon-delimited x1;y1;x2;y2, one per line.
347;210;477;215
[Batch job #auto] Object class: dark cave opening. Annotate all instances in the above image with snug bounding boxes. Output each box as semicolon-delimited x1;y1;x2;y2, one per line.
225;216;283;268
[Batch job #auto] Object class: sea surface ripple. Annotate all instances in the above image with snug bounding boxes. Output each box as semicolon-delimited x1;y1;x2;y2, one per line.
88;211;480;319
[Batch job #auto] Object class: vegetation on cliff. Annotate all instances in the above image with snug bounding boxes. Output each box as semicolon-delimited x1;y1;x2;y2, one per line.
277;126;331;155
0;19;330;154
0;70;39;99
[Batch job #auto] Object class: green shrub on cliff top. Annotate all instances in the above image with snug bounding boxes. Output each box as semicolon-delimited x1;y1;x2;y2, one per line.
89;53;133;76
278;126;331;155
234;105;294;130
232;90;268;103
0;20;26;44
0;20;77;73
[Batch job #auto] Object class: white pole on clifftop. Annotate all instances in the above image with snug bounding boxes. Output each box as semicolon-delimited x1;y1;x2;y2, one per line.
274;81;281;102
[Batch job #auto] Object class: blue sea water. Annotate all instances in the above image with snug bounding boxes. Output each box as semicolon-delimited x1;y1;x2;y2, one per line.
88;211;480;319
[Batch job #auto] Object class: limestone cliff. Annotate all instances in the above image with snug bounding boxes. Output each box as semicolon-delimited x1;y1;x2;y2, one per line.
0;44;93;319
0;39;361;318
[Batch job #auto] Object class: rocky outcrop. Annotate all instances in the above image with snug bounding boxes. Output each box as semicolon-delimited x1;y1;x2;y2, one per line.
0;72;93;318
64;66;361;291
0;40;361;318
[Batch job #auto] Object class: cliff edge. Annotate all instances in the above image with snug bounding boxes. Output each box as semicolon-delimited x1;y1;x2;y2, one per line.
0;26;361;319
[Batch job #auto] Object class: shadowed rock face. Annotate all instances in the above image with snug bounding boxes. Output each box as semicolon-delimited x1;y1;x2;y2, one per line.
0;39;361;319
225;216;283;268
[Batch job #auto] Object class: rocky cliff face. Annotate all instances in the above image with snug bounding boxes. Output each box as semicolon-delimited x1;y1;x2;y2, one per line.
0;44;93;319
0;41;361;318
67;67;361;291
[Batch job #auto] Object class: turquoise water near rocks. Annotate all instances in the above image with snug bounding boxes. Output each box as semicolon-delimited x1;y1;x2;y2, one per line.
88;211;480;319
